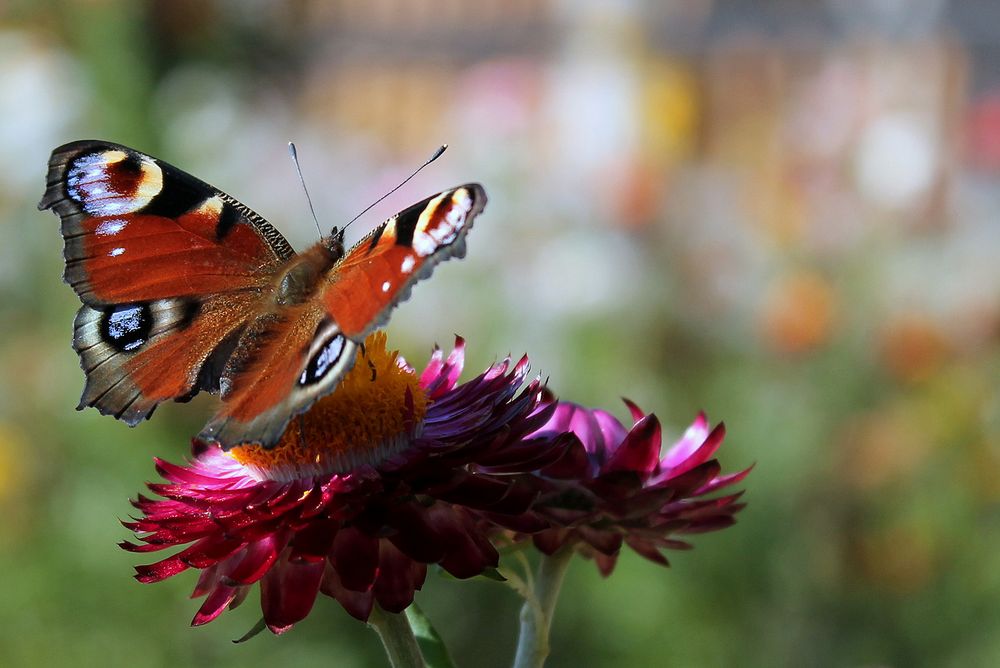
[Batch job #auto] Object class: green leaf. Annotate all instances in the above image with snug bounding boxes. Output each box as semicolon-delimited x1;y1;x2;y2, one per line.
405;604;457;668
232;617;268;644
478;567;507;582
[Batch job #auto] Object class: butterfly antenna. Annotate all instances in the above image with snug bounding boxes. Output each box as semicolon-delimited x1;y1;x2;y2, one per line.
288;142;324;238
342;144;448;234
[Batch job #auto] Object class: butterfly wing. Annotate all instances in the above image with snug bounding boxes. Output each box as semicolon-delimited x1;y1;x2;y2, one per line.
40;140;293;425
200;184;486;448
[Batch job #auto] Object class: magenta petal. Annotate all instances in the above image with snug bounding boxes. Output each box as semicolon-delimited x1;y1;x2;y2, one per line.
179;536;246;569
567;405;607;460
135;555;189;583
622;398;646;424
659;413;711;470
661;422;725;478
593;409;629;454
260;559;325;632
191;585;238;626
604;415;662;478
693;465;753;496
224;534;285;585
421;337;466;398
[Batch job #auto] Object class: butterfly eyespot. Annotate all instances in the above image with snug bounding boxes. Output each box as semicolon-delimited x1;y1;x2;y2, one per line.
299;332;347;386
100;304;153;352
66;150;163;216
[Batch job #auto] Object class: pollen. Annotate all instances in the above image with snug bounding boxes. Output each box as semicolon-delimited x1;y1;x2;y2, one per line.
229;331;428;480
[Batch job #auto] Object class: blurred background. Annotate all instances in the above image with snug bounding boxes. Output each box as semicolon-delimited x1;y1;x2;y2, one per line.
2;0;999;666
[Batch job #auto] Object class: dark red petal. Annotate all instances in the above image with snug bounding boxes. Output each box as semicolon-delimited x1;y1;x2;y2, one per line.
260;559;325;632
477;510;550;533
192;565;222;598
230;584;251;610
539;434;592;479
289;519;339;563
533;528;573;555
428;507;499;578
653;537;694;550
320;566;375;621
603;486;676;520
593;552;618;577
386;501;447;563
428;472;511;508
373;541;427;613
679;515;738;534
665;492;746;521
577;526;623;556
604;415;662;478
474;432;571;472
330;527;379;592
191;585;238;626
625;537;670;567
655;460;721;498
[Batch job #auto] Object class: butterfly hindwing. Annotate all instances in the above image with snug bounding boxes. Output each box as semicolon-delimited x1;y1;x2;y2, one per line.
40;140;294;423
199;309;359;447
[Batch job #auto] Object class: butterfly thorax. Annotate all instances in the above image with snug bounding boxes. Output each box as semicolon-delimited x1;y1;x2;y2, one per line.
275;243;340;306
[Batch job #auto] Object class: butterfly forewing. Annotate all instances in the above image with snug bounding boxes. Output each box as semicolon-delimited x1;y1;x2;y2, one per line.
40;140;293;424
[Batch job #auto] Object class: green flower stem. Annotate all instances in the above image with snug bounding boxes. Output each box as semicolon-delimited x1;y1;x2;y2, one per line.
513;549;574;668
368;605;426;668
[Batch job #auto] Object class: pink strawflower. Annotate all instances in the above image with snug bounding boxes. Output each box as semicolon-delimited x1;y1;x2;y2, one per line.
123;333;569;633
521;400;750;575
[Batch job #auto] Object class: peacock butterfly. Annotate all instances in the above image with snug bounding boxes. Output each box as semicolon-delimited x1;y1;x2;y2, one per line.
39;140;485;449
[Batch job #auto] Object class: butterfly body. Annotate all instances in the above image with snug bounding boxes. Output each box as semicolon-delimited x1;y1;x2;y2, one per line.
40;140;485;448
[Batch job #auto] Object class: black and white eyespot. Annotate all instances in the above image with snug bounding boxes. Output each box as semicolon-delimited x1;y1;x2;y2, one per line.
100;304;153;352
299;322;348;386
75;298;200;357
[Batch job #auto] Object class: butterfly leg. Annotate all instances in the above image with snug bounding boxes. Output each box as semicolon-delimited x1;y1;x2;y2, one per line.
359;342;377;381
296;413;308;449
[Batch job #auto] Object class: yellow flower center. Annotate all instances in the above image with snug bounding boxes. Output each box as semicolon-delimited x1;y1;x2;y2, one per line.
228;332;429;481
